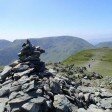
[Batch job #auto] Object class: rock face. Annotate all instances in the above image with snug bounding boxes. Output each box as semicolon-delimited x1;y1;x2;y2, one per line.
0;40;112;112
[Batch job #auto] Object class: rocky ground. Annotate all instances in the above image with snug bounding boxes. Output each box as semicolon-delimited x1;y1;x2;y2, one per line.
0;40;112;112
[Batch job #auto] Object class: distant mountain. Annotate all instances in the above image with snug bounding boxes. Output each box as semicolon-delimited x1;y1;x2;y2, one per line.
0;36;94;65
96;41;112;48
0;39;11;50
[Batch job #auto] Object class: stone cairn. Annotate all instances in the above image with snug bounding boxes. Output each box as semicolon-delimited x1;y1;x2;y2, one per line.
0;40;112;112
18;39;45;72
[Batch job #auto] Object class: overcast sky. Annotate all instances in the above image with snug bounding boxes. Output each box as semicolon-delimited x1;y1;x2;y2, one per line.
0;0;112;43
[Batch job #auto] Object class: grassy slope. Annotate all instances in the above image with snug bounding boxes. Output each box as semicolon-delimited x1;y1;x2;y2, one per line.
63;48;112;76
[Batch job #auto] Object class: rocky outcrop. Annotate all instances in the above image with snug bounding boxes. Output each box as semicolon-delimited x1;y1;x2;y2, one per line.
0;40;112;112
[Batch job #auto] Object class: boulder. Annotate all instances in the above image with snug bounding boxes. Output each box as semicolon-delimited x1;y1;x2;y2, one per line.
77;86;99;93
87;108;105;112
100;98;112;109
9;91;25;101
18;75;29;85
10;85;21;92
22;80;37;92
12;63;29;72
10;60;19;68
77;108;86;112
0;66;12;80
22;97;48;112
53;94;71;112
8;94;32;111
13;68;34;78
0;98;9;112
50;78;61;94
100;91;112;98
0;87;10;97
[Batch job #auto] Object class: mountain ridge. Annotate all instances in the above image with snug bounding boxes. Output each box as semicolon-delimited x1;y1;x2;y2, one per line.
0;36;94;65
96;41;112;48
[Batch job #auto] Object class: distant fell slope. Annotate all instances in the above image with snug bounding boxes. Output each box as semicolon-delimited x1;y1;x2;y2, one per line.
0;36;94;65
63;48;112;76
0;39;11;50
96;41;112;48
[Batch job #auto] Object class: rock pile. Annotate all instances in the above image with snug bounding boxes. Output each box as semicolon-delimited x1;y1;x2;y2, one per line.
18;39;45;72
0;40;112;112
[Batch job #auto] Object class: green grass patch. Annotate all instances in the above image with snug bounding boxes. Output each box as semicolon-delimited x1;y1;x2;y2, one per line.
63;49;95;65
63;48;112;76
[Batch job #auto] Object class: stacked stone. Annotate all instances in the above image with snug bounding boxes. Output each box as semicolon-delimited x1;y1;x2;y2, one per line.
18;39;45;72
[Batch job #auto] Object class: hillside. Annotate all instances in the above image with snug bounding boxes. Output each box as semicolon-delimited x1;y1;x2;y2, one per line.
0;39;11;50
63;48;112;76
96;41;112;48
0;36;94;65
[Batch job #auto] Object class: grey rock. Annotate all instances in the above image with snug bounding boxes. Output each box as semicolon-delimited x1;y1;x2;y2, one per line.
105;109;112;112
22;80;37;92
46;100;52;108
78;92;84;99
11;107;21;112
84;93;91;104
48;68;57;74
77;86;99;93
87;104;105;112
13;68;34;78
0;87;9;97
22;97;48;112
0;103;6;112
100;91;112;98
77;108;86;112
18;75;29;85
29;75;39;81
10;85;21;92
10;60;19;68
87;108;105;112
36;89;43;96
44;84;50;92
50;78;61;94
100;98;112;109
9;92;19;100
9;91;24;101
53;94;71;112
70;104;78;112
8;94;32;111
0;98;9;112
12;63;29;72
1;79;13;87
0;66;12;80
